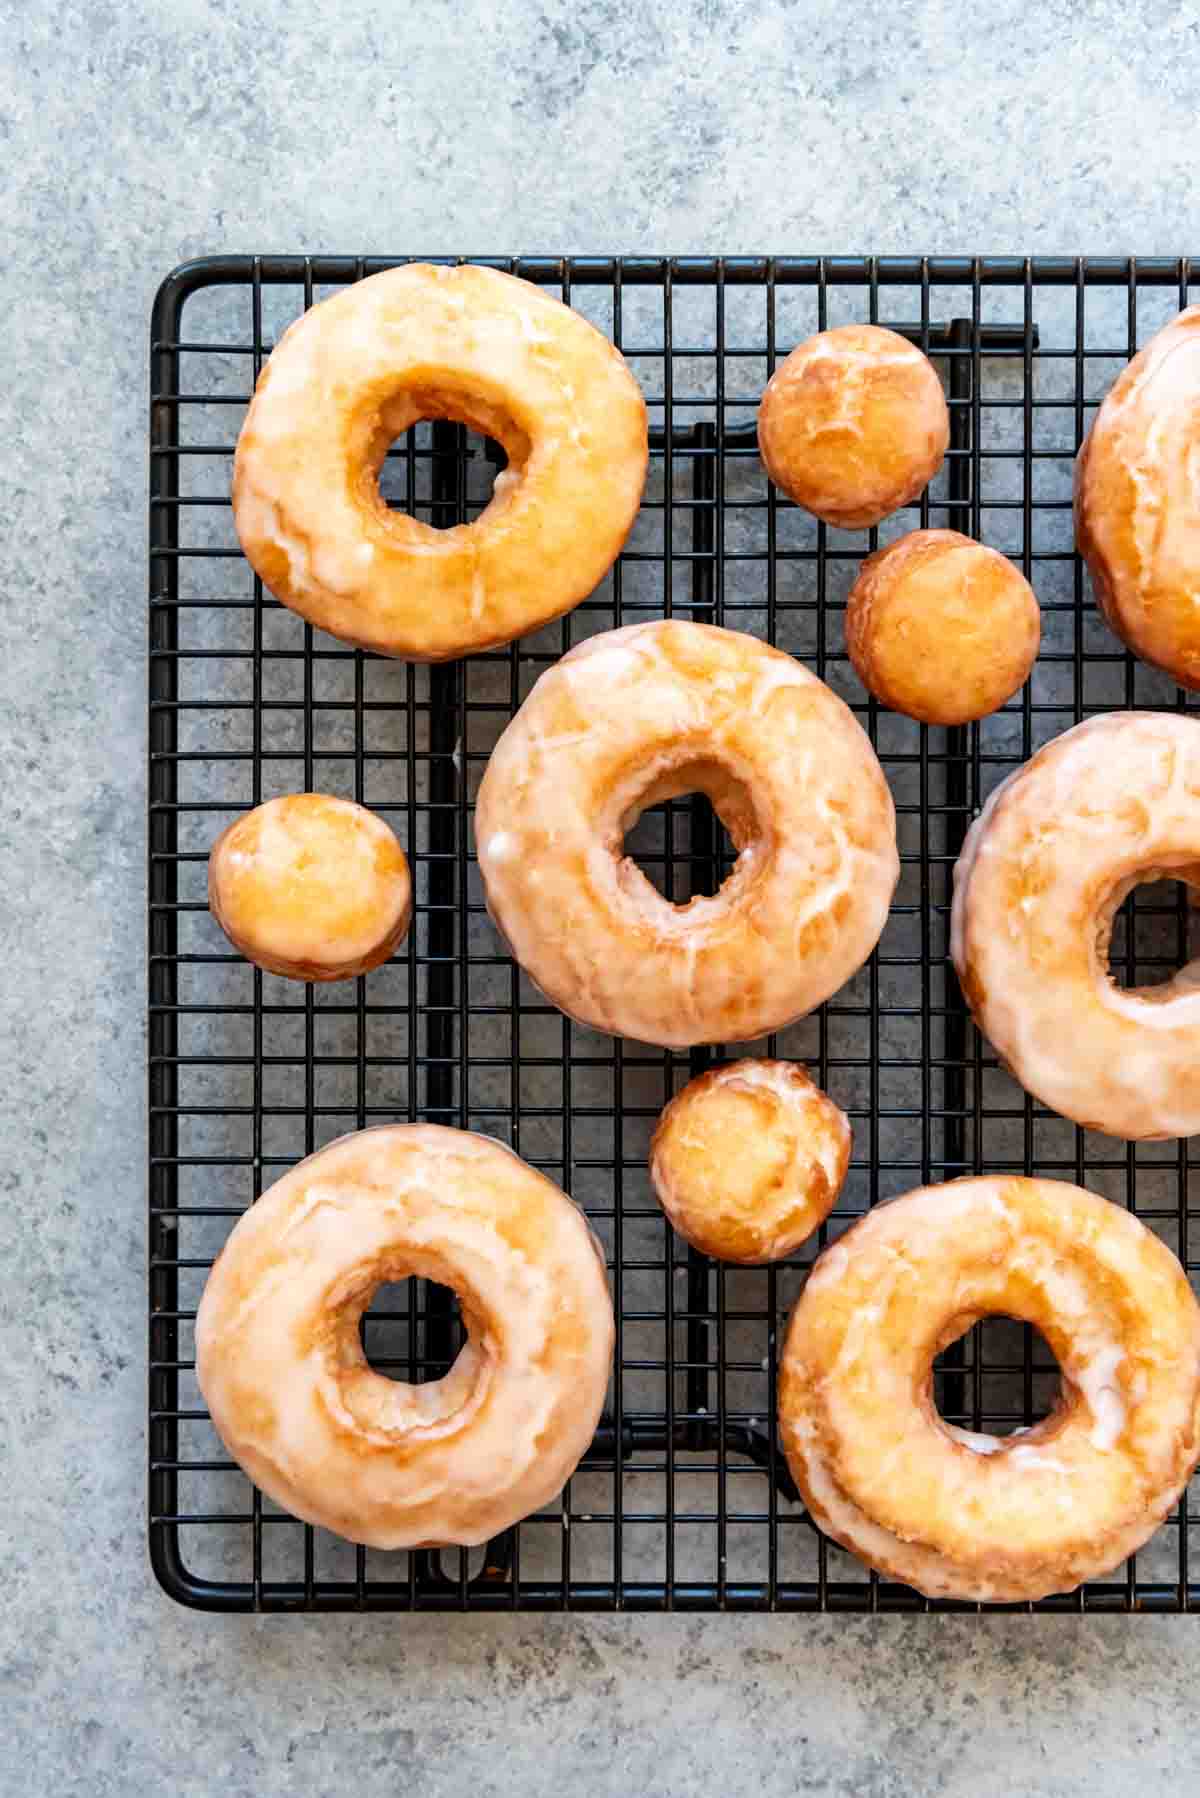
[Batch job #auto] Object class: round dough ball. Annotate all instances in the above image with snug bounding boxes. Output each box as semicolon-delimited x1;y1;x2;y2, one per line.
649;1060;850;1263
758;324;949;528
845;529;1041;725
208;792;411;981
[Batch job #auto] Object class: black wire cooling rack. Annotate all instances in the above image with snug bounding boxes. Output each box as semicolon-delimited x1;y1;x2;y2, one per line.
150;255;1200;1613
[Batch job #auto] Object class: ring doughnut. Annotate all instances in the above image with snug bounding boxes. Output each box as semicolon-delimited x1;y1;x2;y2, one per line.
779;1176;1200;1601
758;325;949;529
1076;306;1200;689
195;1125;615;1549
649;1060;850;1263
951;712;1200;1139
232;263;648;660
208;793;411;982
475;620;899;1048
845;529;1040;725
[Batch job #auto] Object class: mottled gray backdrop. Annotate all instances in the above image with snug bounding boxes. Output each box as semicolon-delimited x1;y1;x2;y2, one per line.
4;1;1200;1792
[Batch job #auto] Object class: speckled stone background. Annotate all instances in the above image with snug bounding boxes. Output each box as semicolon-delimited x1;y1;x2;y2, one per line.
5;1;1200;1792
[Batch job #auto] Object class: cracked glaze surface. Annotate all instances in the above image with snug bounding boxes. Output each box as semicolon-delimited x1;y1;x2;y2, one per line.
475;620;899;1048
1077;305;1200;690
208;794;412;981
233;263;648;660
779;1177;1200;1602
757;325;948;528
649;1059;850;1263
951;712;1200;1140
196;1126;614;1549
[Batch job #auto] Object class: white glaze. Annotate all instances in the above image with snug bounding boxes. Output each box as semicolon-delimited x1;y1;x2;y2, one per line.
208;793;411;981
758;324;949;529
232;264;648;660
779;1176;1200;1602
195;1125;615;1549
951;712;1200;1139
649;1059;851;1264
476;620;899;1049
1077;307;1200;690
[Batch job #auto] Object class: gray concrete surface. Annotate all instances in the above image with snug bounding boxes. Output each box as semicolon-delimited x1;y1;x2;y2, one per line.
5;0;1200;1792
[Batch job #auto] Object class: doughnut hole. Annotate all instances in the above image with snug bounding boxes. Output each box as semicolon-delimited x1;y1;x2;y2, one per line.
366;385;531;531
845;529;1041;726
377;421;508;519
624;792;738;902
933;1315;1062;1442
650;1062;850;1263
358;1278;466;1384
343;1269;487;1431
758;324;948;528
616;757;759;911
207;793;411;981
1100;871;1200;998
660;1084;796;1255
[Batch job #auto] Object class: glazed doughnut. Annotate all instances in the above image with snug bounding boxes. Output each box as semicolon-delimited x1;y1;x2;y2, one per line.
649;1060;850;1263
779;1176;1200;1602
208;793;411;982
951;712;1200;1139
1076;306;1200;689
846;529;1040;725
475;620;899;1048
195;1125;614;1549
232;263;648;660
758;325;949;529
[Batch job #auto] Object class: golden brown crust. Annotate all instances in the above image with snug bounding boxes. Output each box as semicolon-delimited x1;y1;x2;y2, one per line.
232;264;649;661
208;793;411;982
475;621;899;1048
757;325;948;529
779;1177;1200;1602
195;1125;615;1549
649;1060;850;1263
846;529;1040;725
1076;306;1200;690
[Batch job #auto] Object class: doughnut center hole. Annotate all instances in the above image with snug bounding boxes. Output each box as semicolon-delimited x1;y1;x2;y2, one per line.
1102;873;1200;998
933;1316;1060;1441
625;795;738;901
358;1277;466;1386
620;761;757;905
372;395;531;529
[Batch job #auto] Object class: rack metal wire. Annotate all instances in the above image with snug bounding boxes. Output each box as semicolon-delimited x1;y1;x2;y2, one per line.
150;255;1200;1612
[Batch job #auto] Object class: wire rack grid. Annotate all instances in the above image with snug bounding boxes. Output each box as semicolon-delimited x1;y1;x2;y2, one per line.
150;254;1200;1613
